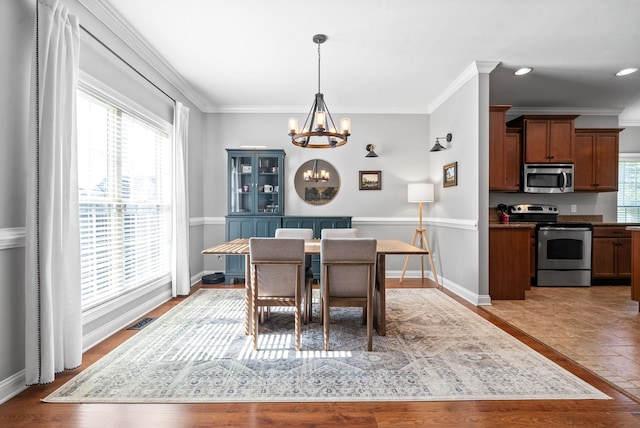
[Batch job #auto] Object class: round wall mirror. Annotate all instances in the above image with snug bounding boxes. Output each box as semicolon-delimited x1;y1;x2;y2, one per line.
294;159;340;205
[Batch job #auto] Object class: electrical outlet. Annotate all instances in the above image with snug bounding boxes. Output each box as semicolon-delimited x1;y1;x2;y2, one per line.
571;204;577;213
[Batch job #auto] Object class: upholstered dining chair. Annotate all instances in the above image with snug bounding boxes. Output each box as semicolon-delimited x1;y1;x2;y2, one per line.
274;228;314;323
249;237;305;351
320;238;377;351
321;228;359;238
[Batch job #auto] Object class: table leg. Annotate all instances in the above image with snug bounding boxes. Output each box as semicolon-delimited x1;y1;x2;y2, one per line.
245;254;252;335
375;254;386;336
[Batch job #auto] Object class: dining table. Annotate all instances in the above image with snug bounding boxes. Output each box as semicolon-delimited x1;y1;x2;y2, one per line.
202;238;428;336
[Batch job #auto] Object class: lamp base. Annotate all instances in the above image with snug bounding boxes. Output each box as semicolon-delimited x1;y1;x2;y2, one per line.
399;228;440;289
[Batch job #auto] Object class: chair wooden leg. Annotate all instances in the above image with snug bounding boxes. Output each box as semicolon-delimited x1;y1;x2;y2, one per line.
367;265;374;351
323;266;330;351
323;303;330;351
304;279;312;324
295;306;301;351
252;266;259;351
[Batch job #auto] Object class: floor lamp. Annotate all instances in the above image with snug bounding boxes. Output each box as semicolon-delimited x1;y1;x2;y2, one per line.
400;183;440;288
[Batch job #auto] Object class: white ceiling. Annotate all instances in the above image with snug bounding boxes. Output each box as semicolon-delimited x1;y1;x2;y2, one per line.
101;0;640;123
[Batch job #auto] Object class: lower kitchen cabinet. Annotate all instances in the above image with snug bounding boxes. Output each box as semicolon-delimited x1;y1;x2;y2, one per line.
530;229;536;284
592;226;631;282
489;228;531;300
631;229;640;303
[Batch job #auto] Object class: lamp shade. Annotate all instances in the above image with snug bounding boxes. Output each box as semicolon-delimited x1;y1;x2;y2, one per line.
407;183;434;203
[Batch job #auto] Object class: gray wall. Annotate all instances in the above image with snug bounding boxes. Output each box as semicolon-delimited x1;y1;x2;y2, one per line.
0;0;34;398
201;112;434;276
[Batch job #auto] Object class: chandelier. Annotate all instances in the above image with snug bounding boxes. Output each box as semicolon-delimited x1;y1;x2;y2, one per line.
303;159;330;182
288;34;350;148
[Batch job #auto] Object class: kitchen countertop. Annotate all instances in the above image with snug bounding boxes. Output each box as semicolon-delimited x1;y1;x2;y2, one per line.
489;209;640;229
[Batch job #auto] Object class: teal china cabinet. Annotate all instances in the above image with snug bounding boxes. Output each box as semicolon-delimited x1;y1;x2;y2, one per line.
225;149;285;283
226;149;285;216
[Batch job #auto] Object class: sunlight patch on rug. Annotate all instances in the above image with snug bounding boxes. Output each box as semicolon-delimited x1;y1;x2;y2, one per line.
44;288;609;403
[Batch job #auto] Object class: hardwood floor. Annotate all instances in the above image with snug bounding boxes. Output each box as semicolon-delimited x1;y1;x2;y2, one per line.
2;279;640;427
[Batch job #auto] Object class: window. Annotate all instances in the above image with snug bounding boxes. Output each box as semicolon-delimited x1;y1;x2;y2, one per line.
77;81;172;310
618;155;640;222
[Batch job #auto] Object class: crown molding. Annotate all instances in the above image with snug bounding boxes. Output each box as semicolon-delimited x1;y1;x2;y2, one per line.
210;105;429;115
507;106;624;117
427;61;500;114
77;0;209;111
619;117;640;126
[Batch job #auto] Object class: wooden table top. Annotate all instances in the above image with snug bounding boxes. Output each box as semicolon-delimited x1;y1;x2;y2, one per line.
202;238;428;256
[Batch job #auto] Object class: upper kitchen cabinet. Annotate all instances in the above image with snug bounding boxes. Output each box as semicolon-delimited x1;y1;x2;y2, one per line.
226;149;285;216
507;115;579;164
574;128;623;192
489;105;522;191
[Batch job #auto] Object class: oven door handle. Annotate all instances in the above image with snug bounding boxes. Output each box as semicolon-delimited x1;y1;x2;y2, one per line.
538;226;591;232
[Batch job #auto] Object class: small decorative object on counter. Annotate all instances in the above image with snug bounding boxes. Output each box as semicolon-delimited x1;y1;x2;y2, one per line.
497;204;510;224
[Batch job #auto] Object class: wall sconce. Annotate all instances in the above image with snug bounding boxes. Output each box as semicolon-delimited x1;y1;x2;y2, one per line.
365;144;379;157
430;133;452;152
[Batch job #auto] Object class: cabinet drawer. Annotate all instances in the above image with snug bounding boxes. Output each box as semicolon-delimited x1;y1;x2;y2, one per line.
592;227;631;238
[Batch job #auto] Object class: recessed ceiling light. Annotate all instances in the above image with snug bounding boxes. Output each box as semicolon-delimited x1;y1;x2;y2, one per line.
615;67;638;77
514;67;533;76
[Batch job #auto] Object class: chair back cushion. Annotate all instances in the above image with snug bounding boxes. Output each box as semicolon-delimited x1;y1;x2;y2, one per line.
249;238;305;297
275;228;313;239
275;228;313;270
321;228;359;238
321;238;376;297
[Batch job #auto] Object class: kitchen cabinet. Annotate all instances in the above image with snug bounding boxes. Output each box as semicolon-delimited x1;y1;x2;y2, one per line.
226;149;285;216
592;226;632;281
507;115;579;164
574;128;623;192
489;228;530;299
631;229;640;303
530;229;536;283
489;105;521;191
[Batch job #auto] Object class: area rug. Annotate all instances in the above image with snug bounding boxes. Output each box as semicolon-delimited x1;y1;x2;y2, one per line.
44;288;608;403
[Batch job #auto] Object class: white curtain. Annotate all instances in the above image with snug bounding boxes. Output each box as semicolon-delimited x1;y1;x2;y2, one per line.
25;0;81;385
172;101;191;296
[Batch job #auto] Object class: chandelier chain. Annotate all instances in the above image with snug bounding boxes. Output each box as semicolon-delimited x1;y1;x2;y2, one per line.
317;40;321;94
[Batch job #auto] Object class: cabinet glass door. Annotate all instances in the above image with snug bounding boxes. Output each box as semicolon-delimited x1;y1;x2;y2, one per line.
229;155;254;214
257;155;281;214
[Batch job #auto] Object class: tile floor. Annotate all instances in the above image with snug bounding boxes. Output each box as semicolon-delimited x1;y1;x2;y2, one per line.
482;285;640;400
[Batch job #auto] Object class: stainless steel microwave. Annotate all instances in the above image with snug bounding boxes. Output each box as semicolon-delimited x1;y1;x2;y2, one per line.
522;164;574;194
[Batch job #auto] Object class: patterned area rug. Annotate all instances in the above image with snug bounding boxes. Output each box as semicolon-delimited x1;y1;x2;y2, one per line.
44;288;608;403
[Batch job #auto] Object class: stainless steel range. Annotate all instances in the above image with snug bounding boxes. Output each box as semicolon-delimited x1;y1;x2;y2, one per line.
508;204;593;287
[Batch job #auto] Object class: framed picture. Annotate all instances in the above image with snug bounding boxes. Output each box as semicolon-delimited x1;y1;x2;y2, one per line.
443;162;458;187
241;164;252;173
359;170;381;190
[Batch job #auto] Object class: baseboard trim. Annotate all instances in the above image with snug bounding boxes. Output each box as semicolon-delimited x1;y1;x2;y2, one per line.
0;227;26;250
0;370;27;405
82;288;173;352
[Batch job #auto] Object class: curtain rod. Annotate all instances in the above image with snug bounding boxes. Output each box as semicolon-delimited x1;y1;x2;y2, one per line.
79;24;176;103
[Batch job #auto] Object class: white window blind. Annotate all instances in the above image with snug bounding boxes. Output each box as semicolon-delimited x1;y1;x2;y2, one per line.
618;156;640;222
77;83;171;310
